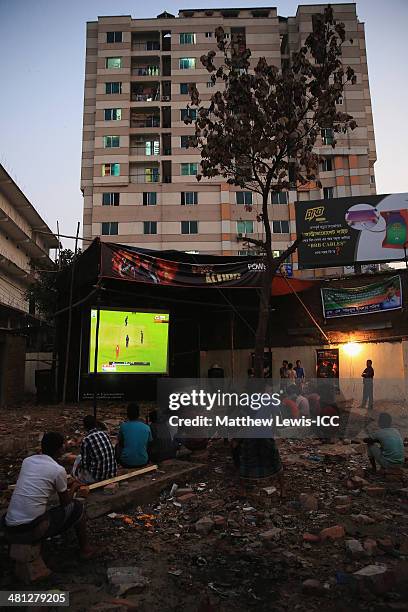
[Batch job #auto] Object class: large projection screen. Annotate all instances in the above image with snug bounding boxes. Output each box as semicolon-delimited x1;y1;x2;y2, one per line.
89;309;170;374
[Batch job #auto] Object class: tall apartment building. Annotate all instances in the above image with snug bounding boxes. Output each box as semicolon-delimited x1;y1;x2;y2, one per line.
81;3;376;278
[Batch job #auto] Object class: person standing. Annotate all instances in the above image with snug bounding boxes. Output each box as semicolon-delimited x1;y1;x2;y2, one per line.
287;363;296;381
294;360;305;382
115;344;120;360
126;334;129;348
279;360;288;391
361;359;374;411
140;330;144;345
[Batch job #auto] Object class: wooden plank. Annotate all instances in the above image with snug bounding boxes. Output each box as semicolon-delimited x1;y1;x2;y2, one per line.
8;464;158;492
88;464;158;490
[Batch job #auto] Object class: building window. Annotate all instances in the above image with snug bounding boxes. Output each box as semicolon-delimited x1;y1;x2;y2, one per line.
106;57;123;69
181;220;198;234
107;32;123;43
181;192;198;205
224;33;230;39
180;33;196;45
321;128;334;145
181;163;198;176
180;82;195;95
101;222;118;235
104;108;122;121
370;175;375;184
271;191;288;205
205;32;213;38
323;186;334;199
105;82;122;95
320;158;333;172
181;108;197;121
143;221;157;234
145;168;159;183
143;192;157;206
238;250;257;256
179;57;196;70
103;135;120;148
237;220;254;234
272;250;284;258
236;192;252;205
337;95;343;105
102;163;120;176
102;192;120;206
206;81;215;88
272;220;289;233
180;135;191;149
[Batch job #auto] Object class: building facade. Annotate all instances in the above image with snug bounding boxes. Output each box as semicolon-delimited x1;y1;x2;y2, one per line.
81;3;376;277
0;164;58;404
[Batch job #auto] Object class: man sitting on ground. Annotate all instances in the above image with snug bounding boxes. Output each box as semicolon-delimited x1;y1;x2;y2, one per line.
73;415;117;484
288;385;310;417
364;412;404;472
116;403;152;468
148;410;176;463
4;432;94;559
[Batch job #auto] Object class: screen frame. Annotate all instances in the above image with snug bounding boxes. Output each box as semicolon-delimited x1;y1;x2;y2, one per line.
88;306;170;375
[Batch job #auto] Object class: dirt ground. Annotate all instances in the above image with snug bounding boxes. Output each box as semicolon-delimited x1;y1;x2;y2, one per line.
0;402;408;612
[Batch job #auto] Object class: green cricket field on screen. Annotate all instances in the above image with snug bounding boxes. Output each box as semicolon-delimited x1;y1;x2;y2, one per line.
89;309;170;373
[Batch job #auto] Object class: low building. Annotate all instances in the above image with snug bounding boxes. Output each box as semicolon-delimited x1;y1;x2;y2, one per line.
0;164;58;405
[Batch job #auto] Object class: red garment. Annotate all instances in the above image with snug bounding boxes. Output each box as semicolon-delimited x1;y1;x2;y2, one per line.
282;398;299;418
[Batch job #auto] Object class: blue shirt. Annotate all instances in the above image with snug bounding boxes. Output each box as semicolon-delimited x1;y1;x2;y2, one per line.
370;428;404;465
119;420;152;467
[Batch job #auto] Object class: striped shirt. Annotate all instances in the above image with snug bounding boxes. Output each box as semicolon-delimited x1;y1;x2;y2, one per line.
81;428;117;481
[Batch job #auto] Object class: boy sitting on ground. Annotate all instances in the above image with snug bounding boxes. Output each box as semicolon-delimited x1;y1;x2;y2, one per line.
4;432;94;559
364;412;404;472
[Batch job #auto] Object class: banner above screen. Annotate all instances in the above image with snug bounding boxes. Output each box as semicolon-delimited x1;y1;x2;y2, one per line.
99;242;316;293
296;193;408;269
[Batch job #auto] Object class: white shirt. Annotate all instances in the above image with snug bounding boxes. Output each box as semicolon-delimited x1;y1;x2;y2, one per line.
6;454;67;526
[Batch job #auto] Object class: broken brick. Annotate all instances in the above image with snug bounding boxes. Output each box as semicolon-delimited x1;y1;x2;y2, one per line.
303;533;321;544
299;493;318;511
320;525;345;541
364;486;385;497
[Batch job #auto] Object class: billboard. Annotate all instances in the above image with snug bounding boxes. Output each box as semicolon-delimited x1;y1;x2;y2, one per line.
296;193;408;269
321;275;402;319
89;309;169;374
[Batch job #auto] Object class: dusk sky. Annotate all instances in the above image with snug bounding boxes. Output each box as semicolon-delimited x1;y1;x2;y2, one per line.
0;0;407;250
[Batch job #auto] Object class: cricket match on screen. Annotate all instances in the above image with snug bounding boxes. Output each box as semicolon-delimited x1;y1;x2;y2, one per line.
89;309;170;374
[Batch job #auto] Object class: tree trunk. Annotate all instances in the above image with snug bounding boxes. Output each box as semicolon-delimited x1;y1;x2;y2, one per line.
253;188;274;378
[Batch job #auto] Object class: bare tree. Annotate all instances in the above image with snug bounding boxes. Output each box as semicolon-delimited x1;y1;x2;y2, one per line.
187;6;357;376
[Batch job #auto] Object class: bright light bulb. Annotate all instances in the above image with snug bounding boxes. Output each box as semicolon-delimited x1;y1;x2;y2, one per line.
343;342;361;357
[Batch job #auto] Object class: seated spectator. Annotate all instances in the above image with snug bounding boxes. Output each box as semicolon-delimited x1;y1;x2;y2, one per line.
305;386;321;417
364;412;404;472
280;393;299;418
288;385;310;417
148;410;176;463
116;403;152;468
73;415;117;484
5;432;94;559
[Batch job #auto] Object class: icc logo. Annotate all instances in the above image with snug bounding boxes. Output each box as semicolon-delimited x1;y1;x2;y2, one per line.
305;206;325;221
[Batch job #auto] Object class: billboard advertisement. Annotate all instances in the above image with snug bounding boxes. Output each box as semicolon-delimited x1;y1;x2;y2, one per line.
296;193;408;268
321;275;402;319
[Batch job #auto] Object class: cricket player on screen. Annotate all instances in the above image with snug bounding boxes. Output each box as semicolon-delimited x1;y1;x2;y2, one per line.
140;330;144;345
115;344;120;360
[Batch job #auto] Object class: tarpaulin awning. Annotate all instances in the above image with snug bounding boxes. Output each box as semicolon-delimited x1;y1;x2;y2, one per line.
98;241;317;295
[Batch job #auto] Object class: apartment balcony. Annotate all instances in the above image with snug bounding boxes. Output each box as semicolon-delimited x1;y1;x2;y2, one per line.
130;164;160;184
130;138;161;159
132;33;160;52
131;57;161;78
131;84;160;102
130;110;160;129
